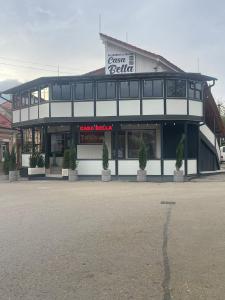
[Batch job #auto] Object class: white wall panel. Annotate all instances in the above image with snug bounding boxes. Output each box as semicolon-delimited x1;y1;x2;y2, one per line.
119;100;140;116
74;101;94;117
39;103;49;118
22;154;30;167
13;110;20;123
164;160;185;175
96;101;117;116
51;102;72;117
29;106;38;120
166;99;187;115
146;160;161;175
77;160;115;175
189;100;203;116
142;99;164;115
187;160;197;175
21;108;29;121
118;160;161;175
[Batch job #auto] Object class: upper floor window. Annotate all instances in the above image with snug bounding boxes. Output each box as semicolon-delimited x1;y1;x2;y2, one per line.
120;80;139;98
74;82;93;100
13;94;21;109
40;86;49;103
30;90;39;106
143;79;163;97
188;81;202;100
52;83;71;100
21;92;29;108
167;79;186;98
97;81;116;99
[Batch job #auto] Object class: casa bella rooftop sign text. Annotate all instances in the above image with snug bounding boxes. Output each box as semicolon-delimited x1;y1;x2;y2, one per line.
106;53;136;75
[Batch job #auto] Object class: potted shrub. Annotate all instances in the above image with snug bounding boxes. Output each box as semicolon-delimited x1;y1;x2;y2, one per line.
45;152;50;174
174;134;185;182
137;139;147;182
3;148;10;180
68;147;78;181
28;152;46;178
101;142;111;182
62;149;70;178
8;146;19;182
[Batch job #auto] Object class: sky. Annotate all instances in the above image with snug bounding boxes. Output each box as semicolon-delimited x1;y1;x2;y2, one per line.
0;0;225;102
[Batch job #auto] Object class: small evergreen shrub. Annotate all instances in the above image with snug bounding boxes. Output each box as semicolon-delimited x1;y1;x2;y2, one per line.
37;153;45;168
138;139;147;170
69;147;77;170
102;142;109;170
175;134;185;171
8;146;17;171
29;152;37;168
3;149;10;175
45;152;50;169
63;149;70;169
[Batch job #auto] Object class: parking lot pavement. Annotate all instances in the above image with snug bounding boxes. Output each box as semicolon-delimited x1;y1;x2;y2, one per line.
0;181;225;299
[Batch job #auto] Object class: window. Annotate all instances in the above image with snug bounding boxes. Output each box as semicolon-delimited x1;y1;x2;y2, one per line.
97;81;116;99
30;90;39;106
120;80;139;98
22;129;32;153
79;132;104;144
52;83;71;100
127;130;156;159
40;86;49;102
34;128;42;152
167;80;186;98
13;95;21;109
74;82;93;100
143;79;163;97
21;92;29;108
188;81;202;100
111;132;126;159
50;132;70;155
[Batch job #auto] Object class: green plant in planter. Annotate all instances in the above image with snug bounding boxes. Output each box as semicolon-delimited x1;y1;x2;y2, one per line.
63;149;70;169
45;152;50;169
175;134;185;171
3;149;10;175
29;152;37;168
8;146;17;171
69;147;77;170
102;142;109;170
138;139;147;170
37;153;45;168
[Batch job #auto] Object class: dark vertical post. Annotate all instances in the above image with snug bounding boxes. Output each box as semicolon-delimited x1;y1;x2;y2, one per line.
44;126;48;156
70;124;75;147
20;128;24;153
160;122;164;176
32;127;35;153
184;122;188;176
163;78;167;115
114;124;119;177
197;124;200;175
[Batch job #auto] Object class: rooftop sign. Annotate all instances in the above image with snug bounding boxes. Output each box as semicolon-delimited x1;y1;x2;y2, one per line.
106;53;135;75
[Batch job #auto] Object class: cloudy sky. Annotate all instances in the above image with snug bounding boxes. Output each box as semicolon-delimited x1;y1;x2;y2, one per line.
0;0;225;102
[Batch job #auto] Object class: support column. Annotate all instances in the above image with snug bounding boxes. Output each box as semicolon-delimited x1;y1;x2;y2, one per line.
160;122;164;176
197;124;200;175
184;122;188;176
32;127;35;153
115;125;119;177
44;126;50;168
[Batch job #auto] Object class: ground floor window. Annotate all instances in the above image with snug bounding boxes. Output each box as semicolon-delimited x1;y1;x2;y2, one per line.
127;130;156;159
79;132;105;144
50;133;70;156
112;132;126;159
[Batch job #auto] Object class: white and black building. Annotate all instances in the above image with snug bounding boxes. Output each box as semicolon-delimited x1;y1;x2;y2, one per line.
2;33;224;178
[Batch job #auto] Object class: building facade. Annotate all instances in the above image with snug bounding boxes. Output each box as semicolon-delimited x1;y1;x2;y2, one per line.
2;34;224;177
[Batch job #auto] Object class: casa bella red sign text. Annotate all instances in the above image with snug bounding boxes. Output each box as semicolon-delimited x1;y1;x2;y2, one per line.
80;125;113;131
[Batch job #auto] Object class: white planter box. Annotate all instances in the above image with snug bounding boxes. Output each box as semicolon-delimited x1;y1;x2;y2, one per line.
28;167;46;176
62;169;69;177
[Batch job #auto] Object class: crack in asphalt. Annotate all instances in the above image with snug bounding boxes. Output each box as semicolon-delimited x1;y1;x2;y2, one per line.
162;204;174;300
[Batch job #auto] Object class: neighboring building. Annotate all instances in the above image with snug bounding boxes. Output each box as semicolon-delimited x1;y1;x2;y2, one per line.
0;100;14;161
2;33;224;176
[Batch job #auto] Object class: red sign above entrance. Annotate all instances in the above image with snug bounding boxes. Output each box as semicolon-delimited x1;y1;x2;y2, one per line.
80;125;113;131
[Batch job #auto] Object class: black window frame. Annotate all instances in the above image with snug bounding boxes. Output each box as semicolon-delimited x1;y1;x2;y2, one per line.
73;81;94;101
13;94;21;110
30;89;39;106
21;91;29;108
97;81;116;100
188;81;202;101
119;80;140;99
143;79;164;98
52;83;71;101
166;79;187;98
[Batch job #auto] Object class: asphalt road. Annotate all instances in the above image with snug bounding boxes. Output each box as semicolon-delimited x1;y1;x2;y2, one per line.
0;180;224;300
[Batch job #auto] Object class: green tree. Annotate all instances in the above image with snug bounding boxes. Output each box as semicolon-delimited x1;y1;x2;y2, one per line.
102;142;109;170
8;146;17;171
69;147;77;170
63;149;70;169
138;139;147;170
175;134;185;171
3;148;10;175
